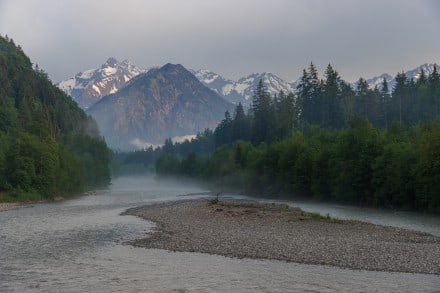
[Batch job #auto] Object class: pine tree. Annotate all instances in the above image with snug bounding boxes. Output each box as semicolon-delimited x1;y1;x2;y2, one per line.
322;64;344;129
274;91;297;139
391;72;408;125
214;111;233;147
251;80;275;145
428;65;440;117
380;78;391;128
297;63;322;127
340;81;355;120
354;78;370;118
231;102;251;142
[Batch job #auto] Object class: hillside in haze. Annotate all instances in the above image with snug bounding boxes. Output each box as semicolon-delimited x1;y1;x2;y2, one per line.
87;63;233;150
0;35;110;200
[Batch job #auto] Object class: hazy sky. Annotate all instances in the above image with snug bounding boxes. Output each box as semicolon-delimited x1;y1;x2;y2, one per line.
1;0;439;83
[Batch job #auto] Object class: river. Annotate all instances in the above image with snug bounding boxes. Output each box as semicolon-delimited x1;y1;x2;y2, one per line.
0;176;439;292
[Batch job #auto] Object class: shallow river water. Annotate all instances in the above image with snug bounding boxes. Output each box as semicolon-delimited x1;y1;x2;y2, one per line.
0;176;439;292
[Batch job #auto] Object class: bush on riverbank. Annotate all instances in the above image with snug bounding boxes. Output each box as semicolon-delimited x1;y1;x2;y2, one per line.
0;190;43;203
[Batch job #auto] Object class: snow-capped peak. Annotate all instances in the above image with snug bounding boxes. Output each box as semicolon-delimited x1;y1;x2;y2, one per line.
360;63;439;92
192;69;294;108
103;57;118;67
58;59;439;111
57;58;147;109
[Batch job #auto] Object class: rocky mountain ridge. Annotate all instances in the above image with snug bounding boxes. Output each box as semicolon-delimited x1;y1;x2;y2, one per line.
191;69;294;108
57;57;146;109
87;63;233;150
58;59;439;110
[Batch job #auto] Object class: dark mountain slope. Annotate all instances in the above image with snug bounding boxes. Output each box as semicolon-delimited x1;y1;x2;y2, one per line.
88;63;233;150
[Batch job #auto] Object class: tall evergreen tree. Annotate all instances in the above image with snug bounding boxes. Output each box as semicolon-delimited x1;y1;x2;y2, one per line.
354;78;370;118
380;78;391;128
428;65;440;117
415;70;429;122
391;72;408;125
340;81;355;120
231;102;251;142
274;91;297;139
214;111;233;147
251;80;275;145
297;63;321;126
322;64;344;129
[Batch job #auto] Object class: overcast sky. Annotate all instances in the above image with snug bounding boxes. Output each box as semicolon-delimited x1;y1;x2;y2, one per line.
1;0;439;83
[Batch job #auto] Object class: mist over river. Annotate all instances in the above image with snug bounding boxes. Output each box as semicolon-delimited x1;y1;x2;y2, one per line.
0;176;439;292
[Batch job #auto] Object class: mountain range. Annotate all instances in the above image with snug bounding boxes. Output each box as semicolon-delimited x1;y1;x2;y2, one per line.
363;63;439;90
191;69;295;108
87;63;233;150
58;59;439;111
57;59;438;150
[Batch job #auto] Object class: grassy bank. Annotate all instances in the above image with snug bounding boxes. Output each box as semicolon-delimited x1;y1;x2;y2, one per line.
0;190;45;203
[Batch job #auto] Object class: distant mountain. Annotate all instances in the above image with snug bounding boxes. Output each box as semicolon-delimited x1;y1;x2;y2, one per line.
57;57;146;109
395;63;439;87
364;73;393;90
355;63;439;91
87;63;233;150
193;69;294;108
58;58;439;110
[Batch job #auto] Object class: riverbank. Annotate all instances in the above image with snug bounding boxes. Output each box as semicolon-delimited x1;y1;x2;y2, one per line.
0;196;66;212
0;202;24;212
123;199;440;275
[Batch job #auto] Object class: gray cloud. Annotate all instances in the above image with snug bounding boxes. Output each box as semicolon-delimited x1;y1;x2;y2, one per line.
1;0;439;83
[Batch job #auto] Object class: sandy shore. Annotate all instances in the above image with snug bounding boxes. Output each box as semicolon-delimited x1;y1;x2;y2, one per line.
123;199;440;275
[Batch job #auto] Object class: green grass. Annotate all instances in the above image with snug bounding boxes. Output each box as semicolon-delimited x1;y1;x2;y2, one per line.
0;190;45;203
214;201;293;211
299;210;343;223
210;200;344;223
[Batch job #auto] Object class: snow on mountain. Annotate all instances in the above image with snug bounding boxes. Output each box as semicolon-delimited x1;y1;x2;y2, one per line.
400;63;438;82
192;70;294;108
191;69;234;97
360;63;439;92
57;57;146;109
87;63;233;150
364;73;393;90
59;59;438;111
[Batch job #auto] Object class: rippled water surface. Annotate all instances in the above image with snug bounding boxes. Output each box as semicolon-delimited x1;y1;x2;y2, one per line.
1;176;439;292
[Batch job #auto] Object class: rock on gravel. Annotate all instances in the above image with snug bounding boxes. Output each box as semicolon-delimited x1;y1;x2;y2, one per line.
122;199;440;275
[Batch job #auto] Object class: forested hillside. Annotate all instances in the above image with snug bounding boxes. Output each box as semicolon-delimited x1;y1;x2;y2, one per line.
0;35;110;201
145;64;440;212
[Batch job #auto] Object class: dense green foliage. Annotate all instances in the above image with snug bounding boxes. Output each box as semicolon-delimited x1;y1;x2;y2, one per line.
0;35;110;201
156;118;440;212
149;63;440;213
297;63;440;129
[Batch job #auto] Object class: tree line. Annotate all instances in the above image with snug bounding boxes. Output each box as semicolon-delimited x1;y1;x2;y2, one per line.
0;35;110;201
298;63;440;130
156;118;440;212
148;62;440;212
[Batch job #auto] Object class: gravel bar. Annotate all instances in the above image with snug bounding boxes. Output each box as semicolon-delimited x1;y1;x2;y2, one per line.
122;199;440;275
